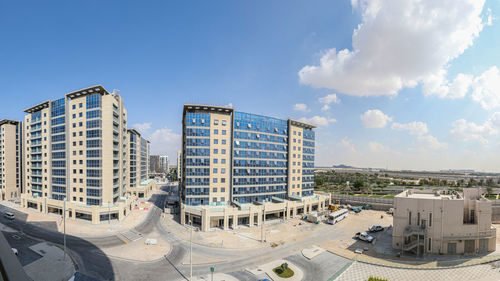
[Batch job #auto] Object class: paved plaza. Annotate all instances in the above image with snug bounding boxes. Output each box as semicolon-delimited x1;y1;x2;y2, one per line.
337;261;500;281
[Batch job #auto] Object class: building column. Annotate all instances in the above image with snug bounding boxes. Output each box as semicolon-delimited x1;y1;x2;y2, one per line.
91;208;99;224
202;209;209;232
180;205;186;225
223;211;229;230
249;211;254;226
232;214;238;229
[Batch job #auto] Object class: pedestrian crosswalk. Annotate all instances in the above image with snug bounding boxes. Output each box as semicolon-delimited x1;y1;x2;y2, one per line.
118;229;143;243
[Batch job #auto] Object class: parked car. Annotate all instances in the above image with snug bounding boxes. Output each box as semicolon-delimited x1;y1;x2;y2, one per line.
355;232;374;243
368;225;384;232
362;205;372;210
11;248;18;256
3;211;15;220
352;206;362;213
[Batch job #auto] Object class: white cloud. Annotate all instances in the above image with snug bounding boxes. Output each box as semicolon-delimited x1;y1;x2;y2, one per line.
450;112;500;144
416;135;448;150
360;109;392;128
298;116;337;127
132;123;181;160
422;70;473;99
148;127;182;158
293;103;310;112
299;0;486;96
391;121;428;136
368;141;390;153
470;66;500;110
339;137;356;152
319;93;340;105
132;122;152;133
486;8;494;26
321;104;331;111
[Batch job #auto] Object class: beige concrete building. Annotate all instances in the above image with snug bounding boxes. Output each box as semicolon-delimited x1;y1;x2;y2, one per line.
127;129;153;198
20;85;155;224
0;120;23;200
393;189;496;255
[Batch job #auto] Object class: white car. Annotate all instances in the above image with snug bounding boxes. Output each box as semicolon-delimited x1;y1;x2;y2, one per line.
12;248;18;256
4;211;15;220
355;232;374;243
369;225;384;232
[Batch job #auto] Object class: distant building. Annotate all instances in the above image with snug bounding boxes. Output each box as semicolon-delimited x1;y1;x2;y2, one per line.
159;155;169;173
393;189;496;255
150;155;160;173
176;150;182;180
0;119;23;200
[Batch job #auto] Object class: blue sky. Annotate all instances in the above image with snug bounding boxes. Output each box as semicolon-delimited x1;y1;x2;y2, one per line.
1;1;500;171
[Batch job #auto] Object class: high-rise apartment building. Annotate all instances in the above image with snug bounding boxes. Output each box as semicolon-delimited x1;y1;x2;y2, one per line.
176;150;182;181
181;105;315;206
127;129;153;198
150;155;160;173
180;105;329;231
20;85;155;223
0;120;23;200
159;155;168;173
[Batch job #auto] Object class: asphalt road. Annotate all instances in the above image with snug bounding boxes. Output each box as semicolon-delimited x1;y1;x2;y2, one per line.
0;185;350;281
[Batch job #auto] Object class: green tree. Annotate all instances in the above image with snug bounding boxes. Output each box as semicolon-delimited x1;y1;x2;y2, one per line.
353;179;364;191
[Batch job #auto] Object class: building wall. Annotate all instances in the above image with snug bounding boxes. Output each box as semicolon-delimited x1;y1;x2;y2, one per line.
0;121;22;199
288;123;303;197
159;155;168;173
150;155;160;173
208;112;231;204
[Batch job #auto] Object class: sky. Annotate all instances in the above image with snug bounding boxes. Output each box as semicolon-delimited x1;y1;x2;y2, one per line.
1;0;500;171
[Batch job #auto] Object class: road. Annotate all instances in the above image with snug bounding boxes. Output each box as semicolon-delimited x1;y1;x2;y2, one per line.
0;185;348;281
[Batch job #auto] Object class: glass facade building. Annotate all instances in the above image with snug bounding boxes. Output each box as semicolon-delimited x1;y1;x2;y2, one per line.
181;105;316;206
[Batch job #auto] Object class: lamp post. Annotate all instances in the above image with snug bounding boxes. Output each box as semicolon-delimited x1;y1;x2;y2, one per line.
189;219;194;281
108;201;111;224
63;198;66;260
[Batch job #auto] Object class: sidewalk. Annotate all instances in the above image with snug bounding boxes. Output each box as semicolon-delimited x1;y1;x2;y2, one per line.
23;242;75;281
0;195;156;238
322;239;500;269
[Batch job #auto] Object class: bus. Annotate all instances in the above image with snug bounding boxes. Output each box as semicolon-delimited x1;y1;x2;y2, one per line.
327;209;348;225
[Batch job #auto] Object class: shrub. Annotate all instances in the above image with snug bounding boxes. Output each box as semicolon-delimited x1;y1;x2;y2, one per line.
367;276;388;281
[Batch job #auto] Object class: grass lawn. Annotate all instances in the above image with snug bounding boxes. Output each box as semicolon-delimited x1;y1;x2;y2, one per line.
273;267;294;278
383;194;396;198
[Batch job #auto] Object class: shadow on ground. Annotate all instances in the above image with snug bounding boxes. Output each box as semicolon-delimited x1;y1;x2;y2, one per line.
1;203;116;280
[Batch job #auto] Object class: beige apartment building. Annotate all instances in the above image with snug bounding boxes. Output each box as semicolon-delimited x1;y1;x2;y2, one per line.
127;129;154;198
393;189;496;255
20;85;154;224
0;120;23;200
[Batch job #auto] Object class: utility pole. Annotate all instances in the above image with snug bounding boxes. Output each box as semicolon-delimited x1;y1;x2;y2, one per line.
63;199;66;260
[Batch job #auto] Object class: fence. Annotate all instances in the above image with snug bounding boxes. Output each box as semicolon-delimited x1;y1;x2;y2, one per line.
330;193;394;211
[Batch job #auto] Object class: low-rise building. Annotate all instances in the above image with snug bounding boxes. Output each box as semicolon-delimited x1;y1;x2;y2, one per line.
393;189;496;255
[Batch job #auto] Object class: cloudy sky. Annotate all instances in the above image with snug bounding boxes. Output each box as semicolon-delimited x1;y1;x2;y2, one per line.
1;0;500;171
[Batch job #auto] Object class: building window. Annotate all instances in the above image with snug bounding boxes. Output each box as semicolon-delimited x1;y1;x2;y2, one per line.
214;129;218;135
417;212;420;226
214;139;218;144
428;238;431;252
213;188;217;192
429;213;432;227
214;120;219;125
409;211;412;225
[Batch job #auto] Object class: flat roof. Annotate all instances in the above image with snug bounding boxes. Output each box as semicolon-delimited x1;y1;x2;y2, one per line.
128;128;141;136
24;100;50;114
66;85;110;99
289;119;316;129
396;190;461;200
0;119;20;126
183;104;234;115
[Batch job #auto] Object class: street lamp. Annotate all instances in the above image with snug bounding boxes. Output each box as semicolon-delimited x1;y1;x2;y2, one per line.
63;198;66;260
108;201;111;224
189;219;193;281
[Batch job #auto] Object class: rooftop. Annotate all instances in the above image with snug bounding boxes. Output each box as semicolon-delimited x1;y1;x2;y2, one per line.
396;189;462;200
0;119;20;126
